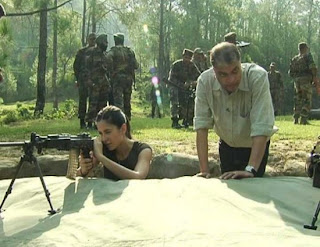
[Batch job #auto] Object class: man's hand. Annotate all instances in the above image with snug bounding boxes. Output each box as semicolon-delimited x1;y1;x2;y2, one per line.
219;171;254;180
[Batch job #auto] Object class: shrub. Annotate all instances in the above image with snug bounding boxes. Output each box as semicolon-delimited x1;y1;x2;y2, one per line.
2;109;18;124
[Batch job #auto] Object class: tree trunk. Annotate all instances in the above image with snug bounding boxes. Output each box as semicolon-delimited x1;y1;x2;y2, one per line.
34;1;48;116
52;0;58;109
82;0;87;46
91;0;97;33
158;0;165;81
307;0;314;45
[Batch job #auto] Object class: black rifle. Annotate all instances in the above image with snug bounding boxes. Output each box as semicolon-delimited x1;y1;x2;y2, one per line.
0;132;93;215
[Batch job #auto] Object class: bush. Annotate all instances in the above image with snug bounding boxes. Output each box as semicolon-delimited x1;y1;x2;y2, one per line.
16;103;34;120
2;109;18;124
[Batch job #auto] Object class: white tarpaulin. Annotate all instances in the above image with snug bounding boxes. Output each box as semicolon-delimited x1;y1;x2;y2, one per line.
0;176;319;246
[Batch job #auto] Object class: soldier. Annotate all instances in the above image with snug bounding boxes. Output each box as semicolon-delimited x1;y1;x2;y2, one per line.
192;48;209;73
0;68;4;83
73;33;96;129
289;42;319;125
268;62;284;116
149;67;162;118
224;32;250;48
106;33;139;120
168;49;200;128
85;34;112;129
0;4;5;19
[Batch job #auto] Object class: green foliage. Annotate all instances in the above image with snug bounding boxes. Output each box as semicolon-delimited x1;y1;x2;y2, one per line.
42;99;77;120
0;99;77;125
16;102;34;120
2;109;18;125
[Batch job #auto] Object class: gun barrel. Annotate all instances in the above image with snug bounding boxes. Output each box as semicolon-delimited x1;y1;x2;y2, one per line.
0;141;25;147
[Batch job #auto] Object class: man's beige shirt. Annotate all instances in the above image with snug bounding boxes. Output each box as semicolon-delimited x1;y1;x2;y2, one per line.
194;63;275;148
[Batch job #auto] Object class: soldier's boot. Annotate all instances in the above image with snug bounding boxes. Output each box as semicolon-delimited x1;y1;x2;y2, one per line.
182;119;189;128
294;117;299;124
80;119;86;129
171;117;182;129
300;117;309;125
87;121;93;129
151;106;155;118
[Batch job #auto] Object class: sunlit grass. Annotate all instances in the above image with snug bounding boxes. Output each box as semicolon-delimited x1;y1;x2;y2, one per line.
1;98;320;155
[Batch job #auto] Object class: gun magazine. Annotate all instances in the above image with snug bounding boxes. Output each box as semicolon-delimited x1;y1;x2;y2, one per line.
66;149;80;180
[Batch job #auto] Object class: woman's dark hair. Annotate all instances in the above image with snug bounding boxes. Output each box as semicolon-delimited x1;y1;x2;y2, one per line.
96;105;132;139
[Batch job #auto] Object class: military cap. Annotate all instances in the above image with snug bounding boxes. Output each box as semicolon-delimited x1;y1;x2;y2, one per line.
194;48;204;54
224;32;237;44
298;42;308;51
270;62;276;67
114;32;125;41
88;33;96;39
95;34;108;45
0;4;6;19
182;49;193;57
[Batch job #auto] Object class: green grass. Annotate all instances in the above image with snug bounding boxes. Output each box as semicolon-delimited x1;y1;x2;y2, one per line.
1;98;320;155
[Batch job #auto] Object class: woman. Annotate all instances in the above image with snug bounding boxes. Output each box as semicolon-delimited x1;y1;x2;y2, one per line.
77;105;152;180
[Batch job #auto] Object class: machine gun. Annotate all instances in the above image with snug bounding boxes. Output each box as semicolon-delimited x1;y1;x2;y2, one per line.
0;132;93;215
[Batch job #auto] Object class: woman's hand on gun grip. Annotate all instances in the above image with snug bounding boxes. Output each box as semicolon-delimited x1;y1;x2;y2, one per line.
79;152;93;175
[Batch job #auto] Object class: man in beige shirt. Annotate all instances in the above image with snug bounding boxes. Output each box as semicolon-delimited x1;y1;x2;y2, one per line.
194;42;275;179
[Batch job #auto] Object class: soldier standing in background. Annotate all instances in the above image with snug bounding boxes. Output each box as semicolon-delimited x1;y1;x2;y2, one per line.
168;49;200;128
289;42;319;125
85;34;112;129
73;33;96;129
106;33;139;120
224;32;250;48
192;48;209;73
268;62;284;116
0;68;4;83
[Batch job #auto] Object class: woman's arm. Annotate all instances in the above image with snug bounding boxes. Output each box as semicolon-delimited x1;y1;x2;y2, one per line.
76;151;99;177
94;138;152;180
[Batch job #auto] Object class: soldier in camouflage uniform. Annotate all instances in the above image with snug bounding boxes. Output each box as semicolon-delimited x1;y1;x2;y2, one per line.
268;62;284;116
85;34;112;129
0;68;3;83
168;49;200;128
192;48;209;73
73;33;96;129
289;42;319;125
106;33;139;120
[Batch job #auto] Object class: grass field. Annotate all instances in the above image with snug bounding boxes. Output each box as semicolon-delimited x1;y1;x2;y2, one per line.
0;96;320;157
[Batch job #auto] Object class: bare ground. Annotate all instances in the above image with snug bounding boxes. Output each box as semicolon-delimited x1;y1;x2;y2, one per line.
0;139;313;177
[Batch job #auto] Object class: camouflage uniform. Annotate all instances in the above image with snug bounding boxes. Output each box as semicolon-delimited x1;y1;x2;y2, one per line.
0;68;3;83
289;52;316;124
268;64;284;116
192;48;209;73
168;52;200;128
85;46;112;124
106;35;138;120
150;84;162;118
73;45;94;123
